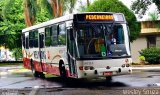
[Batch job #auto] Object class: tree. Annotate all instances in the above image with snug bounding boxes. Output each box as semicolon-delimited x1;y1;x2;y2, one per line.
87;0;90;7
24;0;37;27
85;0;140;42
131;0;160;19
148;11;159;21
0;0;78;59
1;0;24;48
24;0;77;26
0;0;25;60
68;0;77;13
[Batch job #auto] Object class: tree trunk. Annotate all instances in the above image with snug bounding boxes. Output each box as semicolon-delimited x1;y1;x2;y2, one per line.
24;1;32;27
87;0;90;7
49;0;63;17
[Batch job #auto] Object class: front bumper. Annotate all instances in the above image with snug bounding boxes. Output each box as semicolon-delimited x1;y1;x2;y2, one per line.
79;67;132;78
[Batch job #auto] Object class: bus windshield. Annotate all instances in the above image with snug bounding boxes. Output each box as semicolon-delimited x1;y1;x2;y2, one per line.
77;23;130;58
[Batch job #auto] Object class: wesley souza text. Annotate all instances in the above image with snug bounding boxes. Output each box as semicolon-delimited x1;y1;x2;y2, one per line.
123;88;160;95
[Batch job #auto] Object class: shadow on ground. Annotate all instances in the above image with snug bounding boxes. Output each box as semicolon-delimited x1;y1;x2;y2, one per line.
45;77;128;88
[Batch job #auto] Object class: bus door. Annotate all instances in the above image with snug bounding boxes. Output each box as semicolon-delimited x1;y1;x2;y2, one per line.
67;27;77;76
39;30;45;72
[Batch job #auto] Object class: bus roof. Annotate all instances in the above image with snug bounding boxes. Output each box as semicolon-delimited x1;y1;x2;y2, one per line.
22;12;125;33
22;14;74;33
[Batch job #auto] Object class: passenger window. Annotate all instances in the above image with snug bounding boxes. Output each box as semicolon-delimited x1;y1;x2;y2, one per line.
58;23;66;45
51;25;58;46
26;36;29;49
29;30;38;48
22;33;25;48
45;27;52;47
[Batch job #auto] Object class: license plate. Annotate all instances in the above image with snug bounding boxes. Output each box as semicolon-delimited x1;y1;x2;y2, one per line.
103;72;112;76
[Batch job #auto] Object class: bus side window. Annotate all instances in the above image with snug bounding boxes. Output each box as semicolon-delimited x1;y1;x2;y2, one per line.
58;23;66;45
29;30;38;48
45;27;52;47
26;36;29;49
116;26;124;44
34;30;38;47
22;33;25;48
40;34;44;48
29;31;34;48
51;25;58;46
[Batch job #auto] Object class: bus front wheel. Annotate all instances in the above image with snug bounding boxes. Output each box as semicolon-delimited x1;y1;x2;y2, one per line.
106;76;112;81
105;76;112;86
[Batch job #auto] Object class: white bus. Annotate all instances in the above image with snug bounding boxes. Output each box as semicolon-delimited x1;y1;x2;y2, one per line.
22;12;132;80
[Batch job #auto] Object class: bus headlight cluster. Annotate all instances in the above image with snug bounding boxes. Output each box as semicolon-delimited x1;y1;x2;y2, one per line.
126;64;130;67
84;66;95;70
79;66;95;70
121;64;130;68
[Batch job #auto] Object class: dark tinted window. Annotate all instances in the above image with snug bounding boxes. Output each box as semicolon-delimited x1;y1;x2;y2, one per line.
29;30;38;48
45;27;52;47
51;25;58;46
58;23;66;45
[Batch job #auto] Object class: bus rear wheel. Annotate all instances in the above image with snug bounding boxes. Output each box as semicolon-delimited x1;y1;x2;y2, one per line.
59;62;67;80
32;69;45;78
30;60;45;78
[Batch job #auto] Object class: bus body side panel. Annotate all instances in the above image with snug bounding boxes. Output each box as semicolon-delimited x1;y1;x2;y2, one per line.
42;46;68;76
23;57;31;69
23;56;61;76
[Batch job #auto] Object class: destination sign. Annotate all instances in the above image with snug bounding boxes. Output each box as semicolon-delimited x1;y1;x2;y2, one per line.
85;15;114;21
74;13;125;22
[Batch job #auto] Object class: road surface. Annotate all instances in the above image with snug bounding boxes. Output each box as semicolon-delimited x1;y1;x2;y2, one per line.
0;66;160;95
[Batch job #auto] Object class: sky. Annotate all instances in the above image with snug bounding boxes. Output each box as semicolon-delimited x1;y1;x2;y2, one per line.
78;0;158;21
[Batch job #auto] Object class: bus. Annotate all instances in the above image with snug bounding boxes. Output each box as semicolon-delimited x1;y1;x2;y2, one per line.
22;12;132;80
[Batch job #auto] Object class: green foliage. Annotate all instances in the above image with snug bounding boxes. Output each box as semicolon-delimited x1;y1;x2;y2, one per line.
0;0;24;49
85;0;140;42
77;0;88;12
148;11;159;21
39;0;54;19
68;0;77;13
0;0;24;60
139;56;145;61
12;48;22;61
139;47;160;64
131;0;160;19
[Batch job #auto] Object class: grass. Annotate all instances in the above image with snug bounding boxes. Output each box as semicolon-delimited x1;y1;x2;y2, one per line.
44;73;57;78
0;62;22;66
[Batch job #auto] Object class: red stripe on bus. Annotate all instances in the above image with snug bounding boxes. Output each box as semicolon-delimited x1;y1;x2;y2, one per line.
23;57;77;78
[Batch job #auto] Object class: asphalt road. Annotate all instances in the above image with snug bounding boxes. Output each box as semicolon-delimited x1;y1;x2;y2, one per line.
1;66;160;95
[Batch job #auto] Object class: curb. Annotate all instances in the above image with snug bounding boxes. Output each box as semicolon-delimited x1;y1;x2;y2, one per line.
8;68;31;73
132;67;160;72
0;68;31;76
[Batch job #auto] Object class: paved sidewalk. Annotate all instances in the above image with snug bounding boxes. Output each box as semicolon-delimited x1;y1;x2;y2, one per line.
132;65;160;72
1;87;160;95
0;66;31;76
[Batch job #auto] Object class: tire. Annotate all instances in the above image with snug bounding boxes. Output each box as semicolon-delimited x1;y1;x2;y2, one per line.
30;59;45;78
33;71;39;77
106;76;112;81
33;71;45;78
105;76;112;86
30;59;37;77
59;62;67;80
39;72;45;79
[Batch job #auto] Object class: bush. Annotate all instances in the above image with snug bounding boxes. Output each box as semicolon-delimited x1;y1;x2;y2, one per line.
139;47;160;64
139;56;145;61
